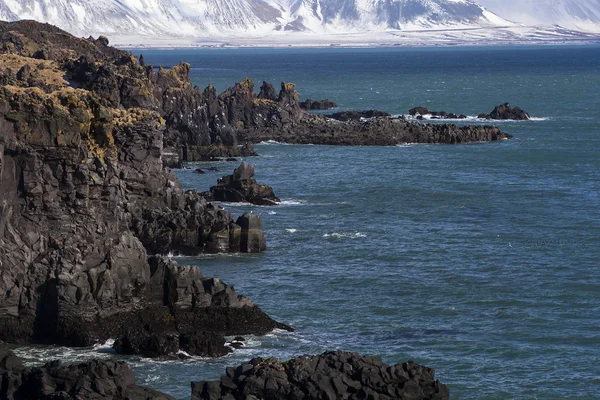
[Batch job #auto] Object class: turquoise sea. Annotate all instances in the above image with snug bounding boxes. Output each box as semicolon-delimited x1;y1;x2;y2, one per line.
17;46;600;399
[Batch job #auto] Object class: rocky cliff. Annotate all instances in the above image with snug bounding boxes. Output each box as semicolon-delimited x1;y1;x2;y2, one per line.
0;20;289;355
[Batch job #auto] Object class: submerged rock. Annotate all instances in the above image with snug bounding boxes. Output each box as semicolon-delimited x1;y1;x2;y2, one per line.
203;162;280;206
191;350;449;400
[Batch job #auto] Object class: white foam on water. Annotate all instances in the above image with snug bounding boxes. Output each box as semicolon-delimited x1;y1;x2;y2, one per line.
92;339;116;353
323;232;367;239
286;228;298;233
268;211;277;215
277;199;307;206
258;140;289;145
403;114;550;122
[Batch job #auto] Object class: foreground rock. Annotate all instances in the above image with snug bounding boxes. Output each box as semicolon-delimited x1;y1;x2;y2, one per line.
0;20;289;355
300;98;337;110
191;350;449;400
203;162;280;206
0;344;173;400
478;103;530;120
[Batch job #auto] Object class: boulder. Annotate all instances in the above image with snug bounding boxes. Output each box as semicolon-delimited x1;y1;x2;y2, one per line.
191;350;449;400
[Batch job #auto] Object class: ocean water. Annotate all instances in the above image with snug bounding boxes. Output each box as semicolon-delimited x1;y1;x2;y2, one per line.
16;46;600;399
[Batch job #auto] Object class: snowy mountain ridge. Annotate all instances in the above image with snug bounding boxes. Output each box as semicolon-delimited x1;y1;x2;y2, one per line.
0;0;598;46
0;0;513;37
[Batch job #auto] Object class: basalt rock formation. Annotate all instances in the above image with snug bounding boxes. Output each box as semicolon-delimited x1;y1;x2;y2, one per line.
202;162;280;206
409;104;529;121
191;350;449;400
0;343;174;400
300;98;337;110
408;107;467;120
478;103;530;120
0;345;449;400
0;20;290;356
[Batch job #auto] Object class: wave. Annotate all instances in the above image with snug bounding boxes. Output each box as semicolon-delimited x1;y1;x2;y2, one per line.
402;114;549;122
277;199;307;206
258;140;289;145
323;232;367;239
286;228;298;233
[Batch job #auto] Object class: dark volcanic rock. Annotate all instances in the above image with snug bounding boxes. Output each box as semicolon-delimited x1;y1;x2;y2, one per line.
0;343;173;400
300;98;337;110
488;102;530;120
203;162;280;206
329;109;391;121
0;20;289;355
237;213;267;253
191;350;449;400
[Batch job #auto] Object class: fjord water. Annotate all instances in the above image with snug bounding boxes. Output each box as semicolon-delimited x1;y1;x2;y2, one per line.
19;47;598;399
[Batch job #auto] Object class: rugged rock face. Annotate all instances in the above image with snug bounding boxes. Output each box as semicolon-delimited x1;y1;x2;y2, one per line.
203;162;280;206
191;350;449;400
300;98;337;110
479;102;530;120
0;343;174;400
0;20;289;355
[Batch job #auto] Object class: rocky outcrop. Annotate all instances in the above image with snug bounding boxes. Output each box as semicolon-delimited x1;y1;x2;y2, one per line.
0;20;289;355
0;343;174;400
191;350;449;400
202;162;280;206
409;104;529;120
408;107;467;120
329;110;391;121
478;103;530;120
300;98;337;110
243;116;512;145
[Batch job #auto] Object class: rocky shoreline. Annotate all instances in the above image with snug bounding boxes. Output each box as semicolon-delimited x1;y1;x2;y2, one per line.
0;343;449;400
0;19;522;398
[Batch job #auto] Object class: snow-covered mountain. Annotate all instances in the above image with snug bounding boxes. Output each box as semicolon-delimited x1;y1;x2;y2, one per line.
0;0;512;38
477;0;600;32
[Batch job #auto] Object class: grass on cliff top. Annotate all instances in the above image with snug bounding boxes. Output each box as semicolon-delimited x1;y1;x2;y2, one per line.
0;54;68;88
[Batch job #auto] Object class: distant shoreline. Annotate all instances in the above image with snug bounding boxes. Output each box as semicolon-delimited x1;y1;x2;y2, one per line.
115;38;600;51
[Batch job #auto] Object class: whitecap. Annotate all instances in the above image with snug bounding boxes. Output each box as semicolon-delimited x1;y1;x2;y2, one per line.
258;140;289;145
286;228;297;233
268;211;277;215
277;199;307;205
323;232;367;239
